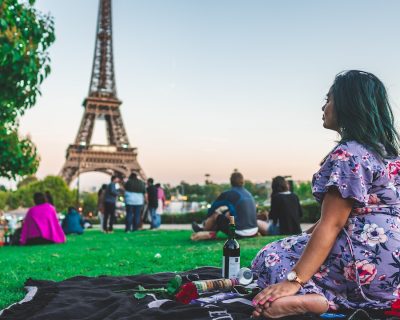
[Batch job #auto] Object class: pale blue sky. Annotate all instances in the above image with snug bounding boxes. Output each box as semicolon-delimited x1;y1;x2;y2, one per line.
16;0;400;189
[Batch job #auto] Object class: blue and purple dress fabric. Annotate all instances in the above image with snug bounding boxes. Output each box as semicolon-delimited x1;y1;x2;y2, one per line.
251;141;400;310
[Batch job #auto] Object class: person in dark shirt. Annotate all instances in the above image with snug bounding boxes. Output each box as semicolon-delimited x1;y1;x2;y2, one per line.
267;176;302;235
103;175;120;233
146;178;160;229
192;171;258;237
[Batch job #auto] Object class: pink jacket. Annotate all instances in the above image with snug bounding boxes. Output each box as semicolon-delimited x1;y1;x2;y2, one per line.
20;203;66;245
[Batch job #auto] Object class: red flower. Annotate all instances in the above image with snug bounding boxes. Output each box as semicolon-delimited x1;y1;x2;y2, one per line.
331;148;352;161
343;260;377;285
384;299;400;317
175;282;199;304
388;161;400;179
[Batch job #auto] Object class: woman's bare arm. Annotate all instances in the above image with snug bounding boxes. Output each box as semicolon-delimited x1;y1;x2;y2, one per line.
293;189;353;282
305;219;319;234
252;188;353;306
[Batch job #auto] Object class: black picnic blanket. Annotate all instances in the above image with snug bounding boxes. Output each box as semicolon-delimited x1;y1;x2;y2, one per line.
0;267;394;320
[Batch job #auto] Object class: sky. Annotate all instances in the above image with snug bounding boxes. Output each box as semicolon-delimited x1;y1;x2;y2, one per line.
13;0;400;190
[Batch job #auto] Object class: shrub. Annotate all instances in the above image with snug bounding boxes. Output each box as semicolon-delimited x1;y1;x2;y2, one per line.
162;210;208;224
6;176;73;211
0;191;8;210
300;201;321;223
80;192;98;215
83;202;322;225
257;201;320;223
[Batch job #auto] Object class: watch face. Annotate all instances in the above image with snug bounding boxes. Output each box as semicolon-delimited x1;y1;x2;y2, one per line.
287;271;296;281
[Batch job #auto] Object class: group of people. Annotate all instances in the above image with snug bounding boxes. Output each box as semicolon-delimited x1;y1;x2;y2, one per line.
4;69;400;318
97;174;165;233
191;172;303;238
6;173;164;245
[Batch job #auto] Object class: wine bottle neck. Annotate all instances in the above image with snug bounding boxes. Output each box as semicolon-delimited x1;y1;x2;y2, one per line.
229;223;236;239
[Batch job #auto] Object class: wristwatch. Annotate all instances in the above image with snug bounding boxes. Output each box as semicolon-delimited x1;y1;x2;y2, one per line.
287;270;305;287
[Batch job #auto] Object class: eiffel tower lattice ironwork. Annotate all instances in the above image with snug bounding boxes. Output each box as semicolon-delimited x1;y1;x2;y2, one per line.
60;0;145;185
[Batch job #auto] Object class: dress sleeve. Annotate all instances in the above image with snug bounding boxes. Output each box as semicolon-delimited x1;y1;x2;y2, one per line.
312;143;372;207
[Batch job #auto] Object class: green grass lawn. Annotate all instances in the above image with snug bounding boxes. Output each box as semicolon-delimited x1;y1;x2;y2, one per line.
0;229;282;310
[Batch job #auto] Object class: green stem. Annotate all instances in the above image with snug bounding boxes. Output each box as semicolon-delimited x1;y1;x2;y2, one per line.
114;288;168;293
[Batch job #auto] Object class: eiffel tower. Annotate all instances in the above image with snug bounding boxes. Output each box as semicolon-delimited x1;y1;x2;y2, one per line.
60;0;145;185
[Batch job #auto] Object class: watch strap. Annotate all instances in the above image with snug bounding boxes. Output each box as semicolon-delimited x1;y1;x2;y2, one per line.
288;270;305;287
292;276;305;287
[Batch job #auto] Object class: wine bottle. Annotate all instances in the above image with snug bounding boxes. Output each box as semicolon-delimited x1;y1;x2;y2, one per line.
222;216;240;278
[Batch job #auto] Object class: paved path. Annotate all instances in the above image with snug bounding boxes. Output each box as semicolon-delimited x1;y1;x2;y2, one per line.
93;223;314;232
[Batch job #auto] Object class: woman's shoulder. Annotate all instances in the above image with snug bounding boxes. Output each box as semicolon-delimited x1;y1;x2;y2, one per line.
331;140;372;159
334;140;365;152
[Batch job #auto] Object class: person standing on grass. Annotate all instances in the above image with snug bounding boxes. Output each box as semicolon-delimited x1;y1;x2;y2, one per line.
103;175;120;233
251;70;400;318
97;184;107;231
124;173;146;232
146;178;159;229
155;183;166;215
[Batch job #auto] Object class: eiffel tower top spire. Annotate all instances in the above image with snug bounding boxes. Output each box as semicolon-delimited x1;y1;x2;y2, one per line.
88;0;117;98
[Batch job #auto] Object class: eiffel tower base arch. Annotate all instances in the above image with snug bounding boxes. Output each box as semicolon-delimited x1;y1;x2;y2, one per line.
60;144;146;186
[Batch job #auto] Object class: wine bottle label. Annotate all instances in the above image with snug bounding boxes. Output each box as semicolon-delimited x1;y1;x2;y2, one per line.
222;256;240;279
193;278;236;293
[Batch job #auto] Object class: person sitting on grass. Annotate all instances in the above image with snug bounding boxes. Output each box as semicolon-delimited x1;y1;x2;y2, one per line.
62;207;84;235
251;70;400;318
192;171;258;238
20;192;66;245
258;176;303;236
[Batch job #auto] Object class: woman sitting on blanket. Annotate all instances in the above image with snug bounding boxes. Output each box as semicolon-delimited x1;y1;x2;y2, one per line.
20;192;66;245
251;70;400;318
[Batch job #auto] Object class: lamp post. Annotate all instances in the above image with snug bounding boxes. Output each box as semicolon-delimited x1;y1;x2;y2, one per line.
76;143;85;207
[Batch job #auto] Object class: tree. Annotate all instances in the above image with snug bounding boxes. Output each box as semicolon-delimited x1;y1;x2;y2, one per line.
17;175;38;188
0;0;55;178
293;181;313;200
81;192;97;215
0;191;8;210
0;121;39;179
7;176;74;211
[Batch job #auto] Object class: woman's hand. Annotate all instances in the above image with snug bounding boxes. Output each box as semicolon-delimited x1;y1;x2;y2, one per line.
252;281;301;318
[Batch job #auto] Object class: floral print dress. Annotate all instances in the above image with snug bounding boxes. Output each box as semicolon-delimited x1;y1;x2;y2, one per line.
251;141;400;310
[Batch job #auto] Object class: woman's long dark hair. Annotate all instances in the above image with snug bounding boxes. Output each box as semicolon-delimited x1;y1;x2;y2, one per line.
271;176;289;197
332;70;400;158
